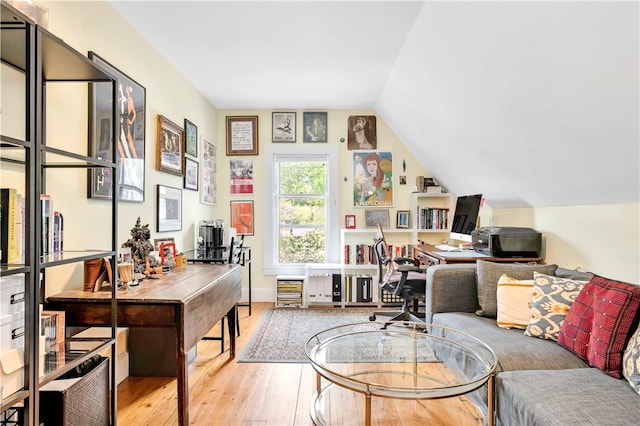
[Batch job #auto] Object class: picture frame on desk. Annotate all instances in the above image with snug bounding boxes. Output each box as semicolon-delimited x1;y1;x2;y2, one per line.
396;210;410;229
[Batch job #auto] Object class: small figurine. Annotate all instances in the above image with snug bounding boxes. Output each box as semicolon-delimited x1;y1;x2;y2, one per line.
121;217;160;277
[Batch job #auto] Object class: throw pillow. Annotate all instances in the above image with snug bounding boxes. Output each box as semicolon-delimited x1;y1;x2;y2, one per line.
524;272;587;341
623;323;640;394
558;275;640;378
496;274;534;329
475;260;558;318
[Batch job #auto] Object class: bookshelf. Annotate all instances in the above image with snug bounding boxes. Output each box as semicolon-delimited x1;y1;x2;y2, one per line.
410;193;453;244
0;3;118;423
339;228;413;307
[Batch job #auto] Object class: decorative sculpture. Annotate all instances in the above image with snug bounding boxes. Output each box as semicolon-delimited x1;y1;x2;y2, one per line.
121;217;160;277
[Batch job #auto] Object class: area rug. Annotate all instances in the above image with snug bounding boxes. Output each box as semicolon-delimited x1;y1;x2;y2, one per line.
239;307;395;363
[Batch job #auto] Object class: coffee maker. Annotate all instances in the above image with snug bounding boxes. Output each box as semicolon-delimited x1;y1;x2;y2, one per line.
197;220;225;260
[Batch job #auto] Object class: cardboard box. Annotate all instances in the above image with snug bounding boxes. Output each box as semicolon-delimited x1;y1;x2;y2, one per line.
0;347;24;399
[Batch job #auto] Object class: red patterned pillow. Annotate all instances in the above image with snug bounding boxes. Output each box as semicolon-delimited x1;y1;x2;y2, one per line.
558;275;640;378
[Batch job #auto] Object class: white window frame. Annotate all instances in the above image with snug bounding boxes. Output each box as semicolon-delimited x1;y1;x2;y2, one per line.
263;144;339;275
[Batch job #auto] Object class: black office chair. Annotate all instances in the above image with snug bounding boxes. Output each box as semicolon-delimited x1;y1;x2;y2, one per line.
369;224;426;327
202;235;244;352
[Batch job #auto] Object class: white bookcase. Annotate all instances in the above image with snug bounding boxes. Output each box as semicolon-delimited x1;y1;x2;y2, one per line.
410;193;453;244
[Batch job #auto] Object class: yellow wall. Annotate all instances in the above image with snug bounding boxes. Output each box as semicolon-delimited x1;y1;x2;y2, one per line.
486;204;639;284
3;1;638;300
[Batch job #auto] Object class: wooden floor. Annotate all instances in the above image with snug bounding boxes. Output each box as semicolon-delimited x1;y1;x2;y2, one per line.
116;302;484;425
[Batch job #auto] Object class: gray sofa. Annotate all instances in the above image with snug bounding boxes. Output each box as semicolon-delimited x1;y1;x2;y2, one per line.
425;263;640;426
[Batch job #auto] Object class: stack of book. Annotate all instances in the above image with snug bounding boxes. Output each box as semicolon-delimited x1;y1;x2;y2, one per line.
415;176;446;194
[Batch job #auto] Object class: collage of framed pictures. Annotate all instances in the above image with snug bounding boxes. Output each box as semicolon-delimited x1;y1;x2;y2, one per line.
88;51;146;202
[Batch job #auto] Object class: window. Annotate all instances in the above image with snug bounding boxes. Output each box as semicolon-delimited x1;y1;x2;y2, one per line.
264;144;338;275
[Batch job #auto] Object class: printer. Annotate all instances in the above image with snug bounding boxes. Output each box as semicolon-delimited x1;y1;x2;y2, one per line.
471;226;542;257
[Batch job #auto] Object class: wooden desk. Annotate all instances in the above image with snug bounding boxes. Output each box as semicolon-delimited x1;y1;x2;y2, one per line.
46;263;241;426
413;244;543;266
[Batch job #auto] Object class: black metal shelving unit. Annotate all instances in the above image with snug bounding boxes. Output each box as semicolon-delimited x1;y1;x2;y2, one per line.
1;3;119;424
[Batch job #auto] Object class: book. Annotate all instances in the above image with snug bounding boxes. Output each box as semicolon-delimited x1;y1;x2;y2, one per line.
53;211;64;253
40;194;53;256
1;188;20;264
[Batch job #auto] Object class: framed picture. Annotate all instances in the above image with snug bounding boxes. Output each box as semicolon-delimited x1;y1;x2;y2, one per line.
226;116;258;156
230;200;254;236
201;138;217;205
184;118;198;157
88;51;146;202
157;115;184;176
184;157;199;191
396;210;410;229
153;237;175;251
156;185;182;232
272;112;296;142
347;115;377;150
365;210;390;228
353;151;394;208
230;159;254;195
303;111;328;143
345;214;356;229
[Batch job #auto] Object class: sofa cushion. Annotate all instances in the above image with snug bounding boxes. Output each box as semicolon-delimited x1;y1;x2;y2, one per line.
623;323;640;394
558;275;640;378
496;275;533;329
496;368;640;426
475;260;558;318
432;312;588;372
524;272;587;341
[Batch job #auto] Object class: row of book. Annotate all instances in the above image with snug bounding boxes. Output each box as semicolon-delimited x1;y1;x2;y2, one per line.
343;244;412;264
307;273;376;304
416;207;449;230
0;188;63;264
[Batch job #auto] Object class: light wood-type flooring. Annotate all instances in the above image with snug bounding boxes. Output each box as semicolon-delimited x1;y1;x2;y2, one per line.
116;302;484;425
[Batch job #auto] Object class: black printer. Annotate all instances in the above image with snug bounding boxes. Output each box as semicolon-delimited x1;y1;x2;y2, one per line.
471;226;542;257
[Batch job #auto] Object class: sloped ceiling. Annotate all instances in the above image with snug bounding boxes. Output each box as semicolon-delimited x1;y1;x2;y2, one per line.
111;1;639;208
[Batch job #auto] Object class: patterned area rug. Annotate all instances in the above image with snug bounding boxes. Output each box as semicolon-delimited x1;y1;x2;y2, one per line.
239;307;394;363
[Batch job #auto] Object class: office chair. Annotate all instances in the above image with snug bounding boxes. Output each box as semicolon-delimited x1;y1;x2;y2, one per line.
202;235;244;352
369;223;426;327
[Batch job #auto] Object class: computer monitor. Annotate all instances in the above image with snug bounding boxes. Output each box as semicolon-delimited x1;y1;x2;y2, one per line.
449;194;483;243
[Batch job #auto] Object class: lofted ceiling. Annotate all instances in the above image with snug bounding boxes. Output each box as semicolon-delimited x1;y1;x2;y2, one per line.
110;0;639;209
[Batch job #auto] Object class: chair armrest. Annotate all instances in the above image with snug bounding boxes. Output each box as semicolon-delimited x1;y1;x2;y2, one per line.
425;264;479;323
393;256;419;266
396;264;423;273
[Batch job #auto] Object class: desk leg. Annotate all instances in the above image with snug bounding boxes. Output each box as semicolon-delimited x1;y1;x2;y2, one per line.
227;304;237;358
177;338;189;426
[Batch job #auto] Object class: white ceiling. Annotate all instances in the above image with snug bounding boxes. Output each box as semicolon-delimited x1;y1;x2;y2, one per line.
110;0;639;208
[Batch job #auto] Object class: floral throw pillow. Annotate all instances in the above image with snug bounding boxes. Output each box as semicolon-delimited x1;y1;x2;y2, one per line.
623;323;640;394
524;272;587;341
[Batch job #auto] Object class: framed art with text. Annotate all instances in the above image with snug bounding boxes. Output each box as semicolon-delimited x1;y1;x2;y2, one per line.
156;185;182;232
200;138;217;205
230;200;254;236
272;112;296;142
157;115;184;176
88;51;146;202
353;150;394;207
226;116;258;155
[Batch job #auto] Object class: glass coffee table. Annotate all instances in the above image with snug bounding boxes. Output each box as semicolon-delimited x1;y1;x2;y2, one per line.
305;322;497;426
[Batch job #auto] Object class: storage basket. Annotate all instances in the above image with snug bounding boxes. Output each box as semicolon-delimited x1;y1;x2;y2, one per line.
39;356;109;426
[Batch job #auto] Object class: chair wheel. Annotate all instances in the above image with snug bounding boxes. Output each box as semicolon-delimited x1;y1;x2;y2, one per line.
369;315;376;321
